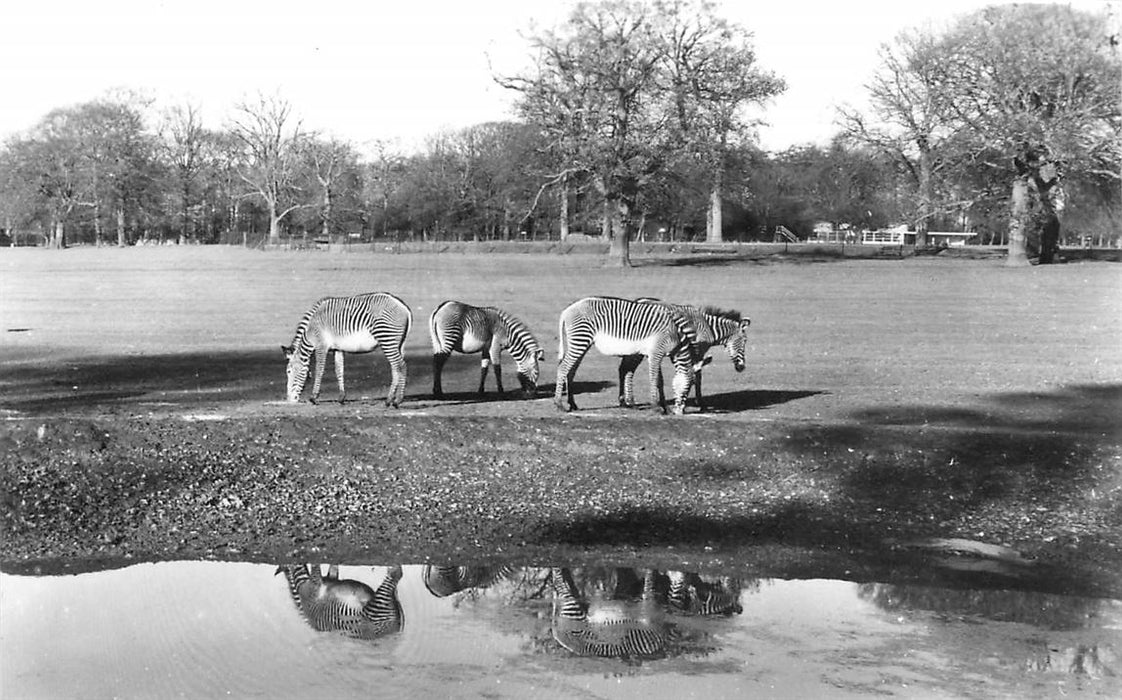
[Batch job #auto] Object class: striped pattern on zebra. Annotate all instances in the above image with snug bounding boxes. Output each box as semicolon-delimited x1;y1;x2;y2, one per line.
667;571;744;616
554;296;703;415
276;564;405;640
619;300;750;410
282;292;412;407
428;300;544;398
421;564;514;598
549;567;668;659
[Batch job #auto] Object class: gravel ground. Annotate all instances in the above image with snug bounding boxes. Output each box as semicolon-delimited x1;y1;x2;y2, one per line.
3;404;1120;598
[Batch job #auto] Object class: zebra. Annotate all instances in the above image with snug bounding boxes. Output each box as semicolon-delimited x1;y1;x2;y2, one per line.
428;300;544;399
549;567;669;660
619;300;750;411
554;296;703;415
275;564;405;640
666;571;744;616
282;292;412;407
421;564;515;598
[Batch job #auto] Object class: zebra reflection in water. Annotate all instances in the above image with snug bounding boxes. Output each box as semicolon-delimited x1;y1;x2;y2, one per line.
276;564;404;641
421;564;515;598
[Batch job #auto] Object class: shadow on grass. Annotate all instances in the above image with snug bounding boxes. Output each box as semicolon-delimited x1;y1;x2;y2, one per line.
698;389;826;413
533;383;1122;595
0;348;496;412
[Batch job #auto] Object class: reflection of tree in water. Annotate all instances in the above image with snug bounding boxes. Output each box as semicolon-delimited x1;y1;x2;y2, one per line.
859;583;1119;678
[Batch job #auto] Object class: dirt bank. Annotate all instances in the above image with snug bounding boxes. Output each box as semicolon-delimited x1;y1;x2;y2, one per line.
3;407;1119;599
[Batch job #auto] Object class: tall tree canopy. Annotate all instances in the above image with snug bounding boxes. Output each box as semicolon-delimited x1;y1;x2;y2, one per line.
500;0;782;265
940;4;1121;265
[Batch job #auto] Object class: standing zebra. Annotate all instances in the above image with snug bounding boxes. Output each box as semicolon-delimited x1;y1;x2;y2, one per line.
275;564;405;640
549;567;669;660
554;296;701;414
282;292;412;407
428;300;544;398
619;300;750;410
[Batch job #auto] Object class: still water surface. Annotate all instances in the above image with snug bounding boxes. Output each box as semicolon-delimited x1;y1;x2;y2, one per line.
2;561;1119;699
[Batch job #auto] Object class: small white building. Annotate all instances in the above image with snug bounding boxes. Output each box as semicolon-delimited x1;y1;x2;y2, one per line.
861;225;975;246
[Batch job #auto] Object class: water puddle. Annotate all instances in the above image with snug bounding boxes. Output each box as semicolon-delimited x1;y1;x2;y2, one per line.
2;561;1119;699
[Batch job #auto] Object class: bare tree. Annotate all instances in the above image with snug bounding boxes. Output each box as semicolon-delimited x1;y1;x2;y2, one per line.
660;0;785;243
160;103;208;244
229;94;312;245
501;0;670;266
304;136;361;240
839;28;960;248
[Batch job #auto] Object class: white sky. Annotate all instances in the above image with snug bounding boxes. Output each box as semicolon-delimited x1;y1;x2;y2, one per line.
0;0;1114;154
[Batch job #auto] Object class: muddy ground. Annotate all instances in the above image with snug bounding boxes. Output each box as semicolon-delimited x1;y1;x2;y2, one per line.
1;248;1120;598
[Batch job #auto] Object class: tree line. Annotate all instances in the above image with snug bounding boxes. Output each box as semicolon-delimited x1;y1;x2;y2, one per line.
0;1;1117;266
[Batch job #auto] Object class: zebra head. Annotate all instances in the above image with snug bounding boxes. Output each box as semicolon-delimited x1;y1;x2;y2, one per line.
725;318;751;373
516;347;545;398
282;344;308;402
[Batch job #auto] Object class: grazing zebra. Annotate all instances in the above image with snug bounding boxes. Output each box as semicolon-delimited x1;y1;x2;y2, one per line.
667;571;744;616
549;567;668;660
282;292;412;407
428;300;544;398
554;296;702;415
421;564;514;598
619;300;750;410
275;564;405;640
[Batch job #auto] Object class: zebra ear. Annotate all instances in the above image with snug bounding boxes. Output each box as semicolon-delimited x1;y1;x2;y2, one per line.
281;344;293;357
536;349;545;361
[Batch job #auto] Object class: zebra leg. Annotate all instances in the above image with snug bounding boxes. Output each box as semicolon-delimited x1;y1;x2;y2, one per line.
388;359;407;408
484;339;504;395
334;351;346;404
618;355;643;407
647;351;668;414
694;367;703;411
671;363;692;415
383;343;408;408
432;353;449;398
310;349;329;404
478;353;491;395
554;347;588;412
493;364;504;395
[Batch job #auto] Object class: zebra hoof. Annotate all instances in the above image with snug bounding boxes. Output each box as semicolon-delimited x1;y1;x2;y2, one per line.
309;396;319;405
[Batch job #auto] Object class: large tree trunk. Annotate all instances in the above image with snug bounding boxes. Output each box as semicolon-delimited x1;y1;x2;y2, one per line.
321;190;332;240
608;197;632;268
559;176;570;241
706;168;723;243
1033;169;1062;265
93;201;103;247
1006;175;1031;267
116;206;127;247
49;219;66;249
916;144;932;248
268;201;281;246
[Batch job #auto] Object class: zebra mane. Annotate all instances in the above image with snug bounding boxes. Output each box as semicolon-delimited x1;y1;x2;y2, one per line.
487;307;540;350
700;306;742;323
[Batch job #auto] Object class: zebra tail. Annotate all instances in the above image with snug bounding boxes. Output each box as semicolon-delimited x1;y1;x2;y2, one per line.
429;300;454;353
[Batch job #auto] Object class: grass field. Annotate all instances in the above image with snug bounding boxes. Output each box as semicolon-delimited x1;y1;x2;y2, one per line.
3;246;1120;421
2;246;1121;594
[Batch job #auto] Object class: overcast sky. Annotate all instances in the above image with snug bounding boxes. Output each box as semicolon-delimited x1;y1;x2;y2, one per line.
0;1;1114;153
